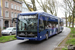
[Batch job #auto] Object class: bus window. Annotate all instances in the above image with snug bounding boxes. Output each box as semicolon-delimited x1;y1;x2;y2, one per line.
18;15;38;31
60;22;63;26
48;23;52;28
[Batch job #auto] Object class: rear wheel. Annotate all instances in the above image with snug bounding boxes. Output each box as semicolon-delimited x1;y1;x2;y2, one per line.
46;33;48;40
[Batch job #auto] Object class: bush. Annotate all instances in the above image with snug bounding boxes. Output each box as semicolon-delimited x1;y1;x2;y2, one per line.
62;48;68;50
66;38;75;45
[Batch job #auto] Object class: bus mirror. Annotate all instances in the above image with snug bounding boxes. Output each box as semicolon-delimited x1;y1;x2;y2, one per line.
12;18;17;23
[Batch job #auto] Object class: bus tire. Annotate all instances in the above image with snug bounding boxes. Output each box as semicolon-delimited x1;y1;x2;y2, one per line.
60;31;62;33
46;33;48;40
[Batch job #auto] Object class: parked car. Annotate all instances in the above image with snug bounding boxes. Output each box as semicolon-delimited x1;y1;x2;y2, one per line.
1;27;16;35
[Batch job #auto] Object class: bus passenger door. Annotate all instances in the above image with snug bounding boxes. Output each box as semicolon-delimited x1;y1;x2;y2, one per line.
39;19;47;39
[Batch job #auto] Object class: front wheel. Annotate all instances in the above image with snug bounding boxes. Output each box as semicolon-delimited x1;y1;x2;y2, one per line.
46;33;48;40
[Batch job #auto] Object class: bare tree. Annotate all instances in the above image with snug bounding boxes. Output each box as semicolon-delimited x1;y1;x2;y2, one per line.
37;0;58;16
72;0;75;28
65;12;67;27
62;0;74;27
47;0;58;16
23;0;37;11
68;14;72;27
36;0;47;12
31;0;37;11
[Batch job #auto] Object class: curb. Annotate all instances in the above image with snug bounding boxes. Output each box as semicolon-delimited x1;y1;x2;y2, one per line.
53;27;71;50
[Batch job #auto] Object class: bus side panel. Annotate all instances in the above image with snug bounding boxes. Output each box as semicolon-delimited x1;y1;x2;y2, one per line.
48;29;53;37
52;28;57;35
48;28;57;37
38;28;57;41
39;29;48;40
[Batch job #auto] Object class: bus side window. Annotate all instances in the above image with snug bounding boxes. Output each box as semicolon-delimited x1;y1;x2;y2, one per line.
49;23;52;28
39;19;44;31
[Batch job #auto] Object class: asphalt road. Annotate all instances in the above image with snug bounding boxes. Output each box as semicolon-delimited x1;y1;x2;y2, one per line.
0;27;71;50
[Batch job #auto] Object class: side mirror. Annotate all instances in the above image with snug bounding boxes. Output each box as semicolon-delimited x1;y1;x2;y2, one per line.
12;18;18;23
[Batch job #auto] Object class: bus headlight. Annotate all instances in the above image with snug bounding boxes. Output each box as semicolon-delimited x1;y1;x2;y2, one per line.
40;36;42;38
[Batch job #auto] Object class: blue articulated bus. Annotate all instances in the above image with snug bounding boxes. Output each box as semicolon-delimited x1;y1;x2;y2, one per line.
12;12;63;41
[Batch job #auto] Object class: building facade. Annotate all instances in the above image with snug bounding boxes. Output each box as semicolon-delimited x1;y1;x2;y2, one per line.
22;2;30;13
0;0;22;29
0;0;3;30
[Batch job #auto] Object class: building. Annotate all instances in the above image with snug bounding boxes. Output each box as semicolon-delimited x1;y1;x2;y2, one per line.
0;0;22;29
0;0;3;30
22;2;30;13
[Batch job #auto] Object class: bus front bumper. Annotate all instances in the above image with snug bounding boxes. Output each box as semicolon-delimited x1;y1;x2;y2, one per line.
17;36;38;40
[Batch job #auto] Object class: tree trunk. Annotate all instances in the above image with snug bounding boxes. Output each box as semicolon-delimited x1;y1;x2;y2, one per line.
69;12;71;27
23;0;32;11
0;27;2;37
72;0;75;28
72;17;74;28
65;12;67;27
69;16;71;27
31;0;37;11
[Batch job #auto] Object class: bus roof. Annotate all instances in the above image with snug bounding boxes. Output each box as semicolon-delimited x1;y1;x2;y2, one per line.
19;12;59;19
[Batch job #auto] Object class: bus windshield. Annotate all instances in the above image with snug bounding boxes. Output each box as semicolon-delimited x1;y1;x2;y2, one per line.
18;15;38;32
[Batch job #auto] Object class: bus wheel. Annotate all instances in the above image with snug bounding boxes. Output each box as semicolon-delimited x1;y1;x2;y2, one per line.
46;33;48;40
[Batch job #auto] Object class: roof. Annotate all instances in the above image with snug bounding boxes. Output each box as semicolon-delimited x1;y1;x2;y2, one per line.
19;12;59;19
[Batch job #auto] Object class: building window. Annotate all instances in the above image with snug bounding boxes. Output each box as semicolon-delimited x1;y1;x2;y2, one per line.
14;5;16;10
17;6;18;10
17;5;19;10
18;6;19;10
20;7;22;11
5;11;9;17
18;7;20;11
11;3;13;9
14;13;16;17
5;1;9;8
11;12;13;18
16;13;18;17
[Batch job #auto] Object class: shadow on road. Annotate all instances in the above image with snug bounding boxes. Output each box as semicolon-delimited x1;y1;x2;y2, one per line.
18;39;46;45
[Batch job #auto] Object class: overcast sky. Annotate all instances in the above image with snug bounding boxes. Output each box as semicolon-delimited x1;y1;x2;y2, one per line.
25;0;65;18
